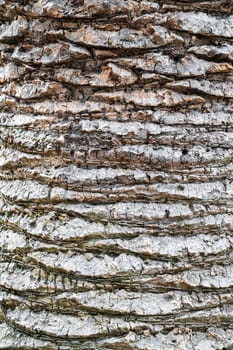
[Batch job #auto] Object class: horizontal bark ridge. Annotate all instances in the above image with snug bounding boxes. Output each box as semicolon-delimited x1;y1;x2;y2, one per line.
0;0;233;349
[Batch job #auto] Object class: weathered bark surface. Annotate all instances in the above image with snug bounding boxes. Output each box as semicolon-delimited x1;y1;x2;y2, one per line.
0;0;233;349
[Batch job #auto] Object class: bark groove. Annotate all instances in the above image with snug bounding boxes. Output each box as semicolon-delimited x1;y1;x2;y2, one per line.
0;0;233;349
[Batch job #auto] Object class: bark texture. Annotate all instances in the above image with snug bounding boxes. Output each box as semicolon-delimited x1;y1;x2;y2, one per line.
0;0;233;349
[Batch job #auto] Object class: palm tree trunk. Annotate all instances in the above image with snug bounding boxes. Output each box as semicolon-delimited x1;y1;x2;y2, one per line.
0;0;233;349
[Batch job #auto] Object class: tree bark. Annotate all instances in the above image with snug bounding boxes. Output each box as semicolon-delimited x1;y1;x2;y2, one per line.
0;0;233;349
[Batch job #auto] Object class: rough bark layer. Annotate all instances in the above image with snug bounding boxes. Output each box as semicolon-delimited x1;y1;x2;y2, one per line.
0;0;233;349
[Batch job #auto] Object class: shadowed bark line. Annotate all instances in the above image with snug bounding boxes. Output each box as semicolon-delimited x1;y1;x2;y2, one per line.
1;0;233;349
